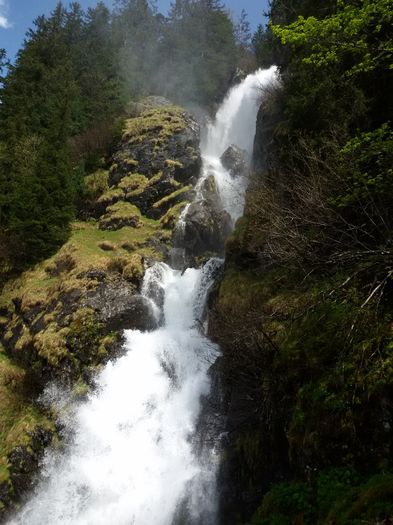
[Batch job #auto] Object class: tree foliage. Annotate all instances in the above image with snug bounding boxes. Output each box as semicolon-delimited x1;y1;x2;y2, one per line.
272;0;393;75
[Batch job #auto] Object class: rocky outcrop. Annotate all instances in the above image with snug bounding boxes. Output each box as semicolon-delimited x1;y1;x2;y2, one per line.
83;281;157;332
109;103;201;190
0;97;204;518
179;176;232;262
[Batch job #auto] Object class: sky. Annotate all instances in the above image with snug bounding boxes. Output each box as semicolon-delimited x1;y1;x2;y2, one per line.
0;0;269;62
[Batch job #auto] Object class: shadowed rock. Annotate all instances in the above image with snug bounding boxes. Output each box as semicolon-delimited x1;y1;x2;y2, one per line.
180;175;232;259
220;145;248;177
83;281;158;332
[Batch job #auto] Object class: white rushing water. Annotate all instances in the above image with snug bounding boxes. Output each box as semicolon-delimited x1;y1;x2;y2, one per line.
9;67;277;525
202;66;277;221
10;263;220;525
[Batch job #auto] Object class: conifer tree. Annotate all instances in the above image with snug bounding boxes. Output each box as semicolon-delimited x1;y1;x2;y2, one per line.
0;4;78;267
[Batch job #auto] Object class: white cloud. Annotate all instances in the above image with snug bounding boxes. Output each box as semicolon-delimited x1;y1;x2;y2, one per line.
0;16;10;29
0;0;10;29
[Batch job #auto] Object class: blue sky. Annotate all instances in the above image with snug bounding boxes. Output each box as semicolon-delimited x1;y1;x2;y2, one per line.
0;1;269;62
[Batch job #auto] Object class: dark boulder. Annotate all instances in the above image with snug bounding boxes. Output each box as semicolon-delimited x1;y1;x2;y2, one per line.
182;202;232;258
83;281;158;332
220;145;249;178
179;174;232;258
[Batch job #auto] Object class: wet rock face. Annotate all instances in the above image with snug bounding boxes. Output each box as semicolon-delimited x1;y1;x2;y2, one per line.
252;97;283;173
8;427;54;500
180;175;232;260
229;68;247;87
220;145;249;177
183;201;232;258
84;281;158;332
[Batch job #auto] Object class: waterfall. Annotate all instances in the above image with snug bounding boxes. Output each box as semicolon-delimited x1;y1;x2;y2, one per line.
202;66;277;221
8;68;277;525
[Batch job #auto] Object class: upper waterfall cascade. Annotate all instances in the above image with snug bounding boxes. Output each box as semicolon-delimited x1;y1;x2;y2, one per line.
201;66;277;221
8;67;277;525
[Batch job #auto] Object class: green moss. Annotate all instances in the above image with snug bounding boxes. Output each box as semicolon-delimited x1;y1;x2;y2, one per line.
0;464;10;484
165;159;183;169
105;201;141;218
125;158;139;167
122;254;144;283
152;185;192;210
118;174;149;194
0;351;54;481
14;326;33;352
72;378;90;398
99;332;119;349
160;201;188;229
99;201;142;231
97;187;124;204
149;172;164;183
84;169;109;199
122;105;187;144
33;324;70;366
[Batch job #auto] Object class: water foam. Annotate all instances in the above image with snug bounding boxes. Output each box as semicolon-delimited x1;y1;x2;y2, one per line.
202;66;277;221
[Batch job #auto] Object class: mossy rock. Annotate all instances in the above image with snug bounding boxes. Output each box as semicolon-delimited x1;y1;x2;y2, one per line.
149;185;193;219
97;188;124;205
99;202;141;231
160;202;188;230
122;105;187;144
122;254;144;284
119;173;149;194
84;169;109;199
109;102;201;187
33;325;70;367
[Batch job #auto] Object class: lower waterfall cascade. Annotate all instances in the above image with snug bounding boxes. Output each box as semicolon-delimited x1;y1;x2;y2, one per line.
8;67;278;525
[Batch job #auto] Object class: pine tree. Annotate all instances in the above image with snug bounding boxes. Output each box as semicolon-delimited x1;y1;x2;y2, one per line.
236;9;251;50
0;4;78;267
